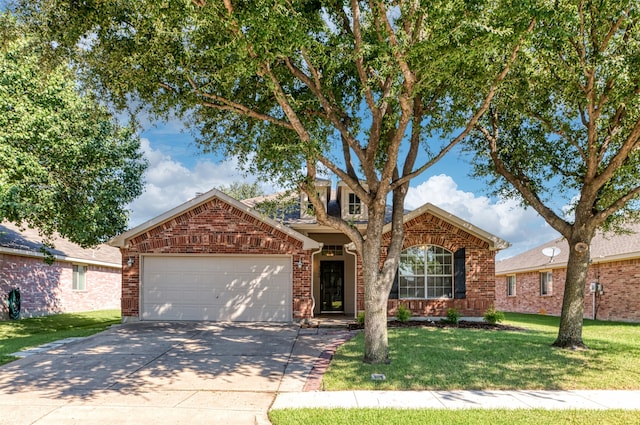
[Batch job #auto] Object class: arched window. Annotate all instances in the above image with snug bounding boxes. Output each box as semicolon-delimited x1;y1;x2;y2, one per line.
399;245;453;299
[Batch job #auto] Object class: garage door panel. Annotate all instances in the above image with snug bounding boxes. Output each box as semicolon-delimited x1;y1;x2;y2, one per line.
143;302;290;322
142;256;292;322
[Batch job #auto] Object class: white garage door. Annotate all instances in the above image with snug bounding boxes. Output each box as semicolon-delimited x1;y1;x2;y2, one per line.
141;256;292;322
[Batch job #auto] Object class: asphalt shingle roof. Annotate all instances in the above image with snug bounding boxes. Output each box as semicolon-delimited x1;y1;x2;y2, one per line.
0;222;121;266
496;222;640;275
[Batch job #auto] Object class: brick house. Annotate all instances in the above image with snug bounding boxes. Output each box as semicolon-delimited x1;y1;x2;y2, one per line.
109;183;509;323
495;222;640;322
0;222;121;319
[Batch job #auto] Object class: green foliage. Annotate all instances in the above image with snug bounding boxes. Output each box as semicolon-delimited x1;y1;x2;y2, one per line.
442;308;460;324
217;181;265;201
356;311;366;326
396;303;412;323
0;13;146;247
15;0;530;186
467;1;640;231
252;191;299;223
483;305;505;324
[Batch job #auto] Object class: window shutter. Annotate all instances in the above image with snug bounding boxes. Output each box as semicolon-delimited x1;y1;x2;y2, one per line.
454;248;466;299
389;269;399;299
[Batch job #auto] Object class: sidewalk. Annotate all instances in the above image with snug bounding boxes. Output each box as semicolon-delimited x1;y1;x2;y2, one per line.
272;389;640;410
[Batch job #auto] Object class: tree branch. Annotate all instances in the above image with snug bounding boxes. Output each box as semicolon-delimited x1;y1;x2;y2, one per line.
485;113;572;237
594;185;640;226
529;110;586;162
351;0;378;115
182;76;295;130
283;56;365;160
593;115;640;190
392;18;537;190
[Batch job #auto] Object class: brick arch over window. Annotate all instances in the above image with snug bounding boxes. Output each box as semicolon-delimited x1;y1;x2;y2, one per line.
402;236;460;254
381;212;491;254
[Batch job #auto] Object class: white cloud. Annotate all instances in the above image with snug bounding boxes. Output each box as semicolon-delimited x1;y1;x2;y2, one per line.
126;138;275;227
127;149;558;260
406;174;559;259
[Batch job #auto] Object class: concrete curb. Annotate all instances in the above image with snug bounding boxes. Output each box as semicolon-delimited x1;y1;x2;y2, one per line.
272;389;640;411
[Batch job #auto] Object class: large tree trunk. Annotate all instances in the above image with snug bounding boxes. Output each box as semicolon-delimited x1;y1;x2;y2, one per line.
361;207;396;364
553;229;594;349
363;272;390;363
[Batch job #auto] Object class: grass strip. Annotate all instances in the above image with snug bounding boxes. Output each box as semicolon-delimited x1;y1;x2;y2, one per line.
269;408;640;425
0;310;120;365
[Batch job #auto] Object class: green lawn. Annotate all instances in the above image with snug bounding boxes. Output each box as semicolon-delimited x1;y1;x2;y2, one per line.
0;310;121;365
322;313;640;390
269;408;640;425
271;314;640;424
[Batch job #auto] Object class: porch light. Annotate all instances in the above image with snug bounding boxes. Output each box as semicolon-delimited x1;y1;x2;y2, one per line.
127;257;135;267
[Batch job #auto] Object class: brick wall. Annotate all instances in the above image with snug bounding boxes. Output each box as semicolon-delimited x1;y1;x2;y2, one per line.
0;253;121;320
495;257;640;322
356;211;497;318
121;198;313;320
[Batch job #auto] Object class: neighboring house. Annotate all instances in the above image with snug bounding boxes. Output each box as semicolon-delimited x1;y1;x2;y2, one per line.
109;182;509;323
0;222;122;320
495;222;640;322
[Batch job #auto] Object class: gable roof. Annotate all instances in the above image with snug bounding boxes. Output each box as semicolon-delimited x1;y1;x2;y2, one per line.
0;222;121;267
109;188;322;250
244;190;508;250
382;203;511;251
496;222;640;275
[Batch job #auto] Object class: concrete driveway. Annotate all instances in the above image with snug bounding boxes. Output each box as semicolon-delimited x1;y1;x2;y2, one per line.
0;322;346;425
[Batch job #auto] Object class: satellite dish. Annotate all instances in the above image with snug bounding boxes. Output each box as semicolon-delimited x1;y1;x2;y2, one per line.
542;247;561;262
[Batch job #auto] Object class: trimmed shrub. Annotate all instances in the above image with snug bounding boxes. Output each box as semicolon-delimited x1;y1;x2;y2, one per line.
484;305;505;324
443;307;460;324
396;303;412;322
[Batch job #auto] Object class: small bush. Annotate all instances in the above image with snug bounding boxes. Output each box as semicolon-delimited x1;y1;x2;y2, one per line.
442;307;460;324
396;303;412;322
484;305;505;324
356;311;365;325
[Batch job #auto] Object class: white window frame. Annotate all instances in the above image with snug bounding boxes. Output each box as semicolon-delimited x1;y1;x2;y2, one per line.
300;184;329;219
399;245;454;299
507;275;516;297
540;270;552;296
73;264;87;291
348;193;361;215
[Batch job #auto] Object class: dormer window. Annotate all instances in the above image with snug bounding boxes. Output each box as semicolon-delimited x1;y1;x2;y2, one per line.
348;193;361;215
337;181;368;220
300;180;330;219
307;198;315;214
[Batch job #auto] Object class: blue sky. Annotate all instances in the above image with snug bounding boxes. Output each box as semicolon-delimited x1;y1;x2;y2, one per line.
131;119;560;261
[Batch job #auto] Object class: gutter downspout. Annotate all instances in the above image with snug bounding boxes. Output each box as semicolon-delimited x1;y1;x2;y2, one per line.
310;245;324;318
345;245;358;319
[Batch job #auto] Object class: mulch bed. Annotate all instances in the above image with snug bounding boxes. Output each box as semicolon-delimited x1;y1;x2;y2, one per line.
347;320;524;331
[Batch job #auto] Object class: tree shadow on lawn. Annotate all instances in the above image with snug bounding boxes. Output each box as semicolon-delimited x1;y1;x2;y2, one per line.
0;321;296;401
324;325;634;391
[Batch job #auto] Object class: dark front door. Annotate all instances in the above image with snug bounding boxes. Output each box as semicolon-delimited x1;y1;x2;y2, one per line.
320;261;344;313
